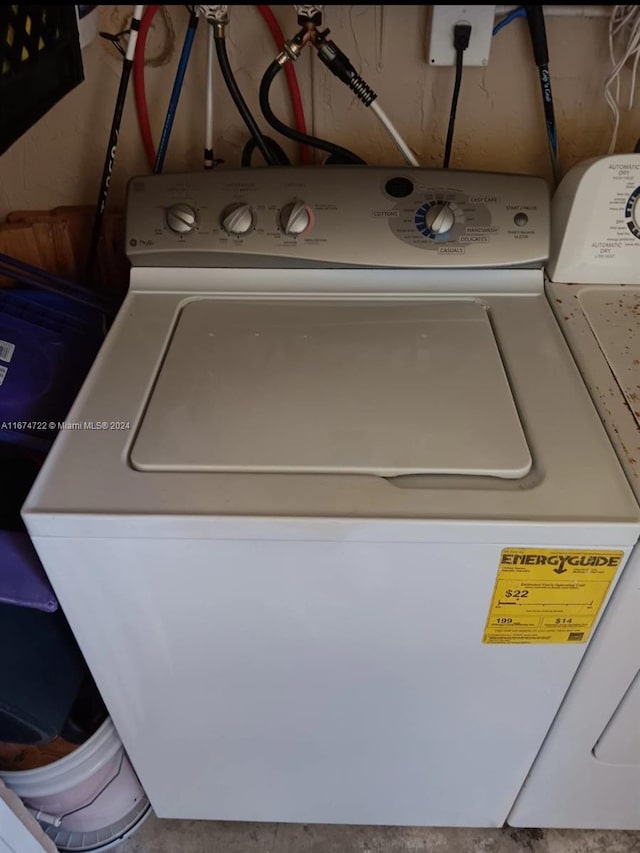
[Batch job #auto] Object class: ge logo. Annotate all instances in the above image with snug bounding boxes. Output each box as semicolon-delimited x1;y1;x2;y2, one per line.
129;238;138;247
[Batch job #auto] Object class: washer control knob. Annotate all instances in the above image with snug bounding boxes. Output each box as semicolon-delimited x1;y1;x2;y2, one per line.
425;203;456;236
166;203;197;234
279;201;311;236
221;203;255;235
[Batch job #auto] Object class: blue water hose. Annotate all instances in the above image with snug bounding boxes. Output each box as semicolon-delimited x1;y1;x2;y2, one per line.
493;7;526;36
154;11;199;174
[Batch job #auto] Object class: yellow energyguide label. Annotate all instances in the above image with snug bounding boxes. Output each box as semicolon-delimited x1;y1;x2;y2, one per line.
483;548;624;644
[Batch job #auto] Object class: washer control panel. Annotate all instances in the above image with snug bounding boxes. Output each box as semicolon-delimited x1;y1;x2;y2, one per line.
126;168;549;269
549;155;640;284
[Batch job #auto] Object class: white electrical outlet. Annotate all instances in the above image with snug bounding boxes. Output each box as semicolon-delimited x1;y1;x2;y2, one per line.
428;5;496;66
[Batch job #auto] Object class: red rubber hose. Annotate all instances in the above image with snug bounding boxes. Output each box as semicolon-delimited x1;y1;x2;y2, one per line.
256;5;310;163
133;5;309;168
133;4;159;169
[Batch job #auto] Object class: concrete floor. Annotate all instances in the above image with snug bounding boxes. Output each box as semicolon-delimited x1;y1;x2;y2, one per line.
120;814;640;853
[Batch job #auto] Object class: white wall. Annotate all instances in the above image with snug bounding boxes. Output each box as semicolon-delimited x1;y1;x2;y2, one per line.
1;5;638;220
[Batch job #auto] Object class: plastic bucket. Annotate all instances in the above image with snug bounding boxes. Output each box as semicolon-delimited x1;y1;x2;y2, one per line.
0;717;150;851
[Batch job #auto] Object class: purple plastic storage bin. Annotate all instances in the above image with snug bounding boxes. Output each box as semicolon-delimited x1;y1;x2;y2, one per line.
0;530;57;612
0;289;104;450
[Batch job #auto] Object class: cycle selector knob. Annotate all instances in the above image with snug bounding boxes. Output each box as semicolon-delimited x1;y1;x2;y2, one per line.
279;201;312;236
165;203;197;234
221;203;255;235
425;203;456;236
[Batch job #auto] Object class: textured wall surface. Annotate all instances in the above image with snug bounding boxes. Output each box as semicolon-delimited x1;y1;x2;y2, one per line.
0;5;638;220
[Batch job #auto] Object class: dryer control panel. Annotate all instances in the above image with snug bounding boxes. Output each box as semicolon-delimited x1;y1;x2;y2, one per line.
548;155;640;284
126;168;549;269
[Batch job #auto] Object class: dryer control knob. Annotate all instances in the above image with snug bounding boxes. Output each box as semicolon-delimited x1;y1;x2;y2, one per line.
166;203;197;234
279;201;311;236
221;203;255;235
425;203;456;236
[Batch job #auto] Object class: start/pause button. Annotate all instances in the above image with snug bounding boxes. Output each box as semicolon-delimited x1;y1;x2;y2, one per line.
513;212;529;227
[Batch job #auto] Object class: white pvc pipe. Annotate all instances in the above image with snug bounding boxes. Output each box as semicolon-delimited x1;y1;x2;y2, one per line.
205;24;215;168
125;5;145;61
370;100;420;167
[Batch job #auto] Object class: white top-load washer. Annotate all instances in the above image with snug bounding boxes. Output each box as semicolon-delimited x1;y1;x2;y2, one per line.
22;168;640;828
509;155;640;829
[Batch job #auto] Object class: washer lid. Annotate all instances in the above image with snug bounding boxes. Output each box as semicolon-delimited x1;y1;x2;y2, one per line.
130;299;532;478
578;287;640;432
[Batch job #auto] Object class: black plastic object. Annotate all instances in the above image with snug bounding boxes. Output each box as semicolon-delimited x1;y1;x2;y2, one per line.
313;30;376;107
0;6;84;155
385;177;414;198
0;445;39;532
525;5;550;67
0;603;86;744
60;673;108;745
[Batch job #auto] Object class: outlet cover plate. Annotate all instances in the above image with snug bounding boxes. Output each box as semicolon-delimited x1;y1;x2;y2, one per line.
428;5;496;66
